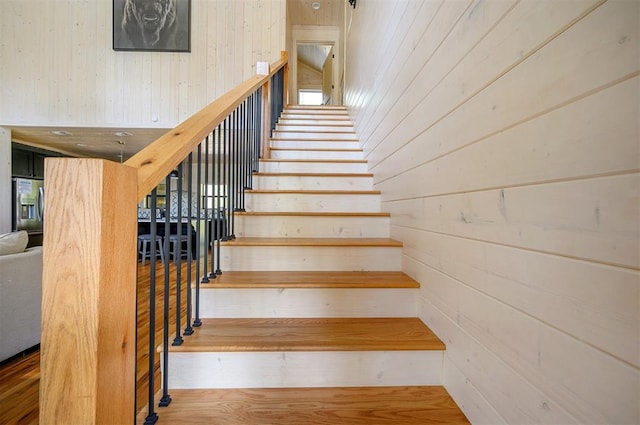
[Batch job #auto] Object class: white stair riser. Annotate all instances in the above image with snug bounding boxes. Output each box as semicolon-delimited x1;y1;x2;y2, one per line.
220;246;402;271
270;140;361;150
280;111;351;120
287;106;347;110
253;175;373;191
198;288;418;318
270;150;363;160
245;192;380;212
276;125;356;133
234;214;390;238
167;351;444;389
280;115;351;121
278;119;353;126
273;131;357;140
260;161;369;174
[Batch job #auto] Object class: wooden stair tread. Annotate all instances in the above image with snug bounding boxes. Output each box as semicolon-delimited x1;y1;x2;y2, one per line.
287;105;347;109
167;318;445;352
273;131;357;135
235;211;389;217
246;189;380;194
253;172;373;177
202;271;419;288
139;386;470;425
269;147;363;151
277;122;353;127
221;237;402;247
260;158;367;163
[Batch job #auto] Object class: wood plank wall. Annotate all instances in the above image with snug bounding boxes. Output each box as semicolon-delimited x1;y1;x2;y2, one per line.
0;0;286;129
298;61;323;90
344;1;639;424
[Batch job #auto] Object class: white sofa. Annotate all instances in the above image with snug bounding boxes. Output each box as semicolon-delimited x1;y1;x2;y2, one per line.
0;245;43;362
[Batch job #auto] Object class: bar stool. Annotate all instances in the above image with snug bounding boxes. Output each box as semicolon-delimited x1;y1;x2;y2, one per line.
138;234;165;265
165;233;189;264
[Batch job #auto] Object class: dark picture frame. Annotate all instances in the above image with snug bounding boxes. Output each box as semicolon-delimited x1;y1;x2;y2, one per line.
113;0;191;52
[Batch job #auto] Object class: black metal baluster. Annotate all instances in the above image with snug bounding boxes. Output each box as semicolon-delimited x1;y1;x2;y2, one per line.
184;152;194;336
193;145;202;328
159;175;172;408
244;97;252;197
209;124;220;279
173;162;185;346
238;101;244;212
215;118;225;275
228;109;237;239
256;87;263;169
221;116;229;242
144;188;159;425
201;135;210;284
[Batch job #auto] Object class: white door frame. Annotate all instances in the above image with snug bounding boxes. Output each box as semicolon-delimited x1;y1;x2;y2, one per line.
291;25;342;105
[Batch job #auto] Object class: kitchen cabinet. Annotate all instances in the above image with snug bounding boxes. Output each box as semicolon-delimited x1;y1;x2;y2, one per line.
11;144;62;179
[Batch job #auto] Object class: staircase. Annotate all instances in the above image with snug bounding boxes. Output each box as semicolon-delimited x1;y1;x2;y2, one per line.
156;106;469;424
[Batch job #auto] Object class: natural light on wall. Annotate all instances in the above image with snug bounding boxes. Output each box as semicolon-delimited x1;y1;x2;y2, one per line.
299;90;322;105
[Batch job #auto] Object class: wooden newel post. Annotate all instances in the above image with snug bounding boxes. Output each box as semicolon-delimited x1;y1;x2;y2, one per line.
40;158;138;424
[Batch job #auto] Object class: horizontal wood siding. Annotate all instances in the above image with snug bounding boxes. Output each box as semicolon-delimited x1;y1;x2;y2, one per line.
344;0;639;424
0;0;286;128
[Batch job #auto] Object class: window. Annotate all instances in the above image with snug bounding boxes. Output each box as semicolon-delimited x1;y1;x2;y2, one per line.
203;184;226;209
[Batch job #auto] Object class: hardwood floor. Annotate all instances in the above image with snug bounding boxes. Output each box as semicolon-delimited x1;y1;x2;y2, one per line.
0;349;39;425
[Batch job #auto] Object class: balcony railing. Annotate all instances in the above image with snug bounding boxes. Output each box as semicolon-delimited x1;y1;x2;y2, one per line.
39;53;288;425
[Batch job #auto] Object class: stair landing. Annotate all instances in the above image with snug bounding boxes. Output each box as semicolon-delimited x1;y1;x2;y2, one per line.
138;386;470;424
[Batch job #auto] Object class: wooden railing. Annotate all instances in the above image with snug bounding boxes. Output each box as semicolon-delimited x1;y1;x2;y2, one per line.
39;52;288;425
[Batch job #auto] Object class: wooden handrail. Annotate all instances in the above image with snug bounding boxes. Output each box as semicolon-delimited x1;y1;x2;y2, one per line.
126;54;288;200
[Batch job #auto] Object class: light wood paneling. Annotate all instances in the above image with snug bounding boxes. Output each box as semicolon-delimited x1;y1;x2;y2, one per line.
345;0;640;424
298;60;323;89
0;1;286;129
387;174;640;269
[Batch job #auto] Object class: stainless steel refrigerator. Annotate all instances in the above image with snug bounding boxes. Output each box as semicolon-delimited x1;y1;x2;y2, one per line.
12;177;45;236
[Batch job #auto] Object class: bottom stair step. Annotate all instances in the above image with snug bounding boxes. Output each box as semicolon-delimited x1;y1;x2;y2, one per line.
138;386;470;425
164;318;445;389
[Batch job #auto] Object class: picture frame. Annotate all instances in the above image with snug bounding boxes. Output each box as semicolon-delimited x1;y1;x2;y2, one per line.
113;0;191;52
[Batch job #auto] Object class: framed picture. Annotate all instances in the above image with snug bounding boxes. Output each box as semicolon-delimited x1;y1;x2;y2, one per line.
113;0;191;52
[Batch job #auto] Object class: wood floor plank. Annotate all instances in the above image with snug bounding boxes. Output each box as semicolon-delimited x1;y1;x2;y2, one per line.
0;350;39;425
167;318;445;352
137;386;470;425
202;271;420;288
